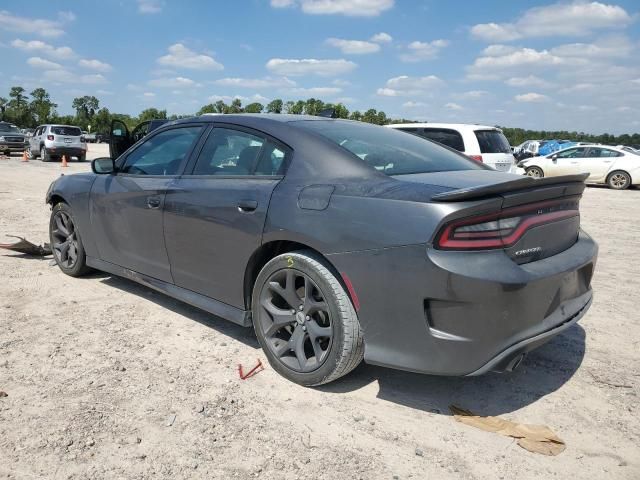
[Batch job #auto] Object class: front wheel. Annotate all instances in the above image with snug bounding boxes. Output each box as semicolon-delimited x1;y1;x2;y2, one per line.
49;202;91;277
252;251;364;386
607;171;631;190
78;154;86;162
525;166;544;178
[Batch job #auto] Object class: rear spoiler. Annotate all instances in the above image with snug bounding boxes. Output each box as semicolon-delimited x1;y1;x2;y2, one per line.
431;173;589;202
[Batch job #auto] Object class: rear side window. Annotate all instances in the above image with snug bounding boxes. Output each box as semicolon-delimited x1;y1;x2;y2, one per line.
588;148;622;158
419;128;465;152
51;126;82;136
474;130;511;154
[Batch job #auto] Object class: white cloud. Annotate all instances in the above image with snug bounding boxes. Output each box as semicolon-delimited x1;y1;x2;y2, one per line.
471;1;632;42
505;75;554;88
266;58;357;76
370;32;392;43
157;43;224;70
213;77;296;88
515;92;549;102
271;0;394;17
376;75;444;96
400;39;449;62
11;39;75;59
148;76;197;87
143;92;156;97
550;35;634;59
0;10;73;37
481;44;518;57
79;59;112;72
27;57;63;70
138;0;164;14
445;102;463;110
325;38;380;54
96;89;114;95
43;70;107;84
288;86;342;96
471;47;568;70
456;90;489;99
402;101;427;108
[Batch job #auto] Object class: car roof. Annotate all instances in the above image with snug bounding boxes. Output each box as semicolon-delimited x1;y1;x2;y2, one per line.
386;123;501;132
171;113;336;126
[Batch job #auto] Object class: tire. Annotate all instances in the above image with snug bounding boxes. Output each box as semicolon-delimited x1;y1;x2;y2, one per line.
26;148;34;159
41;146;50;162
525;166;544;178
49;202;91;277
606;170;631;190
78;154;86;162
252;250;364;386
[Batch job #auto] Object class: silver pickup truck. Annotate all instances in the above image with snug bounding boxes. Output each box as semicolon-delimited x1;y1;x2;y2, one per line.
0;121;28;156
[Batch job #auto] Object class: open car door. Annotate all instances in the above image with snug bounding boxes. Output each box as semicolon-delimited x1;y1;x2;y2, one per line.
109;119;132;160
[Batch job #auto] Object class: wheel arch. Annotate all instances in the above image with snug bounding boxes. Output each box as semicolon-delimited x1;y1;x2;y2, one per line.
47;193;67;207
606;169;632;189
243;240;352;312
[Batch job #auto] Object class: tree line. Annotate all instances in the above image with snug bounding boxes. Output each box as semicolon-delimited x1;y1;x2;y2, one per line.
1;85;639;146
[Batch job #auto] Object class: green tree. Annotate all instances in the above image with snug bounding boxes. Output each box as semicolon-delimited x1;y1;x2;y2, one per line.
228;98;243;113
29;88;57;124
244;102;264;113
138;108;167;123
303;98;325;116
333;103;350;119
214;100;228;113
7;86;32;126
92;108;112;134
72;95;100;126
266;99;283;113
197;103;217;115
288;100;305;115
0;97;7;121
349;110;362;122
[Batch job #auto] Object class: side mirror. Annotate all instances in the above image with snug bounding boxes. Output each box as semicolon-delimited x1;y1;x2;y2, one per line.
551;154;558;161
92;157;115;174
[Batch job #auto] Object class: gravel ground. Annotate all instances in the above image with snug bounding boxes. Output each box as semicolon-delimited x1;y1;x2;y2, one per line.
0;145;638;479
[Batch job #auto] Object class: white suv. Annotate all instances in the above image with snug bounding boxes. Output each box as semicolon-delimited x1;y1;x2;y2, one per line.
387;123;515;172
27;124;87;162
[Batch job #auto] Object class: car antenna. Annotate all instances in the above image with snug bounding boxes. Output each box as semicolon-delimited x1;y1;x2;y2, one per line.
317;108;337;118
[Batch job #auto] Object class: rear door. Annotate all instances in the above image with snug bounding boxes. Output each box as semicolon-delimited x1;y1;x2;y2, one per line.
163;125;288;308
91;124;205;281
580;147;622;182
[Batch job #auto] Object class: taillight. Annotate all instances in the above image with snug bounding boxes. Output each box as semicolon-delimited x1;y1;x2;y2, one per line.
435;198;579;250
47;135;54;141
468;155;483;162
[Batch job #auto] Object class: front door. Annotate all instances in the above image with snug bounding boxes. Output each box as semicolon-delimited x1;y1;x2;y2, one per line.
548;147;588;176
91;124;204;281
163;126;288;308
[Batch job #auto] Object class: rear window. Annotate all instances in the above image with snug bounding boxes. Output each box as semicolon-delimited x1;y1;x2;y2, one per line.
51;126;82;136
475;130;512;154
419;128;465;152
296;120;484;175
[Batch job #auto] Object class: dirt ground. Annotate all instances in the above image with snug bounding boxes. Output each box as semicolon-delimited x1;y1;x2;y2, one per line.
0;145;638;479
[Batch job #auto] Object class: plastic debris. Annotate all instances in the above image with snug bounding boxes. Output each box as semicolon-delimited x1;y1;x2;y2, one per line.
0;235;51;256
238;359;264;380
450;405;566;456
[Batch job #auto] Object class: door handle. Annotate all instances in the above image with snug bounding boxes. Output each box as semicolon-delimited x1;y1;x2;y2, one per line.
147;196;161;209
237;200;258;212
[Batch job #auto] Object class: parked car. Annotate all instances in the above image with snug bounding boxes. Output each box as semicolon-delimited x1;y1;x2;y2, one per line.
513;140;548;160
516;145;640;189
27;124;87;162
82;131;97;143
0;121;28;155
46;114;596;386
387;123;515;172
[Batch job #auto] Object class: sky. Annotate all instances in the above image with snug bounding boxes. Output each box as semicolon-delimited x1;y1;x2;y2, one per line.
1;0;639;134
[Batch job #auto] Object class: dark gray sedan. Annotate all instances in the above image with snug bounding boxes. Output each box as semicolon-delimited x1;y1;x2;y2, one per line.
46;114;597;386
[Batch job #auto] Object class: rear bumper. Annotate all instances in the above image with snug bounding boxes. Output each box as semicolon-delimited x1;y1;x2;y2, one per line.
45;146;86;157
327;230;597;376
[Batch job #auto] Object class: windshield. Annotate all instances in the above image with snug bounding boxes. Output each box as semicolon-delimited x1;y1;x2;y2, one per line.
0;123;20;133
295;120;484;175
474;130;512;154
51;126;82;136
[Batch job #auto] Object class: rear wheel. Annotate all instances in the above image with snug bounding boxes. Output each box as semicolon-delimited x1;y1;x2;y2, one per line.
49;202;91;277
607;170;630;190
525;166;544;178
78;154;86;162
252;251;364;386
41;146;50;162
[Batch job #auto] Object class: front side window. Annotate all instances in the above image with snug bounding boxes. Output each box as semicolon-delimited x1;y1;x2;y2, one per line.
121;126;202;175
555;147;586;159
296;120;483;175
420;128;465;152
193;128;265;175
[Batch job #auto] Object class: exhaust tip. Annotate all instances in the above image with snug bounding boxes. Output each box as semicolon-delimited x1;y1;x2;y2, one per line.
506;353;526;372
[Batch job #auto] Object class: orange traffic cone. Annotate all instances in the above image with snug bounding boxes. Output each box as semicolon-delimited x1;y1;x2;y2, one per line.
22;150;28;162
61;155;68;168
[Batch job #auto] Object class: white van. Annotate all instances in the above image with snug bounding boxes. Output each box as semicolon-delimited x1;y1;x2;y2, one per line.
387;123;515;172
